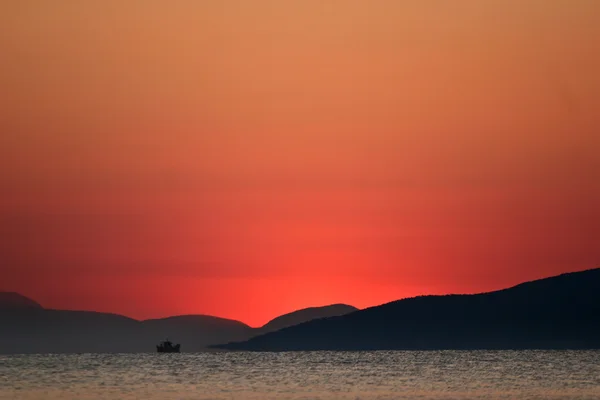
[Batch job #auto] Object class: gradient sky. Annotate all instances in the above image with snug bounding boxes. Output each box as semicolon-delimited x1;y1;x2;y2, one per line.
1;1;599;326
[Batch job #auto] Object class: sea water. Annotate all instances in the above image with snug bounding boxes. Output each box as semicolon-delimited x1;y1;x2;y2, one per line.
1;351;599;399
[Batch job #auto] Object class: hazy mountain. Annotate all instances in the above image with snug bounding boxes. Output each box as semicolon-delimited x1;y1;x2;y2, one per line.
215;268;600;351
0;308;143;354
140;315;253;352
259;304;357;333
0;292;43;310
0;305;253;354
0;293;356;353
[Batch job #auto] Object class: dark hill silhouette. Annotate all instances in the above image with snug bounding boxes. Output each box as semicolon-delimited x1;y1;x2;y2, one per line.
0;293;356;353
214;268;600;351
140;315;253;352
0;308;142;354
259;304;358;333
0;292;43;310
0;307;253;354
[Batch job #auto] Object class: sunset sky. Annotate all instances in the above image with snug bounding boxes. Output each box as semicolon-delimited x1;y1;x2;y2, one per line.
1;1;599;326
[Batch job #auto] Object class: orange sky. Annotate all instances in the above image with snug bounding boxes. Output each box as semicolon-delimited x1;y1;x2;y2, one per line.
1;1;599;326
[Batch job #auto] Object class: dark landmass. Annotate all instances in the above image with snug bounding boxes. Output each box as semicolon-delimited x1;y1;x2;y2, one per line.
259;304;358;333
0;292;43;310
0;308;143;354
140;315;253;352
215;268;600;351
0;293;356;354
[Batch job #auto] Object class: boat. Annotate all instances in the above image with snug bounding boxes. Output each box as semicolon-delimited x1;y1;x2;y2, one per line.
156;338;181;353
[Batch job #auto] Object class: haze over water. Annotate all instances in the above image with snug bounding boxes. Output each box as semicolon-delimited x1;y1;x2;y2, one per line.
1;351;599;400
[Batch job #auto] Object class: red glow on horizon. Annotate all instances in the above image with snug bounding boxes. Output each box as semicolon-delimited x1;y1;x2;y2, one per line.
1;1;599;327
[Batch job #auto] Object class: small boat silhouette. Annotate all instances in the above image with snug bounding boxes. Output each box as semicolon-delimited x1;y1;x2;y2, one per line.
156;338;180;353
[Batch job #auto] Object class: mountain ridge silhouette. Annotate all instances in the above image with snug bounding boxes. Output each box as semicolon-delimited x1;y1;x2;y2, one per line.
0;292;43;310
214;268;600;351
259;304;358;333
0;294;356;354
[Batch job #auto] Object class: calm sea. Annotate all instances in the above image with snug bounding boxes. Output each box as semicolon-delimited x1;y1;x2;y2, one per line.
1;351;599;399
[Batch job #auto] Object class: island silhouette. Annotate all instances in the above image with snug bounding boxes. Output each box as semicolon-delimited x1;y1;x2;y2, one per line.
214;268;600;351
0;294;356;354
2;269;598;353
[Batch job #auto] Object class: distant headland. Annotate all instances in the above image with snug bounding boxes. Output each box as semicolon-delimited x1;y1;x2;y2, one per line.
213;268;600;351
3;268;599;353
0;293;356;354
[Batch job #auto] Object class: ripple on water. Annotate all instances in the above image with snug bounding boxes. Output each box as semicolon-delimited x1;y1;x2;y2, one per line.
0;351;599;400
